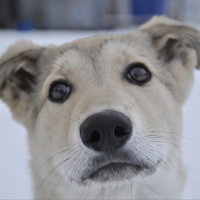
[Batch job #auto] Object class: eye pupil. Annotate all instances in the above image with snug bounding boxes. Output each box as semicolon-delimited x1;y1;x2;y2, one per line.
130;67;147;81
49;82;71;102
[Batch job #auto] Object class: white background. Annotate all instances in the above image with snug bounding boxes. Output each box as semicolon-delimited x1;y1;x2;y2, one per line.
0;29;199;199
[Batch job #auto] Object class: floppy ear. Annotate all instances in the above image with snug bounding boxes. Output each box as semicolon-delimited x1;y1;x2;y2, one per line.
0;40;43;124
141;16;200;69
141;16;200;103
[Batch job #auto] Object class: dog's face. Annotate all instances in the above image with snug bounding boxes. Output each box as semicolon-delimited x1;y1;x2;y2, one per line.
0;17;199;194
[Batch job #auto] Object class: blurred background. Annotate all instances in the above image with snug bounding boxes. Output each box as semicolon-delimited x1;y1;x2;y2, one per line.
0;0;200;199
1;0;200;30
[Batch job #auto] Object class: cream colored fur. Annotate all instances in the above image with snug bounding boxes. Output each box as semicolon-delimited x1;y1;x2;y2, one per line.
0;16;199;199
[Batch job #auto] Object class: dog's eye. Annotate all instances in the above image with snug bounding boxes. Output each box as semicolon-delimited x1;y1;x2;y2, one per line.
49;81;71;102
127;63;151;85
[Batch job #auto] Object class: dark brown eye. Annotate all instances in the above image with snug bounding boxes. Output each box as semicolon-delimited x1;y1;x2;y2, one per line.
126;63;151;85
49;81;71;102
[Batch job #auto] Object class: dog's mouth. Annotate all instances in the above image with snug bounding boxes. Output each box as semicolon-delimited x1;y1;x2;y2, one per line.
81;153;160;183
87;162;147;182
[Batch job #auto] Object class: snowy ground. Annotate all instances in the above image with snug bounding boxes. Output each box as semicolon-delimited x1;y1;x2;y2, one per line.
0;29;199;199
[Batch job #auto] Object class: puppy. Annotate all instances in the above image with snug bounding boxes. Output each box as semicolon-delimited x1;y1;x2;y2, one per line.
0;16;199;199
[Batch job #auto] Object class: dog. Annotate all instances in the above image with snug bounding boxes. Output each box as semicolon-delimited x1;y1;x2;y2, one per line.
0;16;199;199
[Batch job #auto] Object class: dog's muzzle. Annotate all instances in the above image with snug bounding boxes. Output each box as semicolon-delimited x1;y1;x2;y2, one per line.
79;110;159;182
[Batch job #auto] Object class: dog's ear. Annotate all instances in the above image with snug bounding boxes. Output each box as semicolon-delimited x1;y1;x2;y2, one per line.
0;40;43;124
140;16;200;103
141;16;200;69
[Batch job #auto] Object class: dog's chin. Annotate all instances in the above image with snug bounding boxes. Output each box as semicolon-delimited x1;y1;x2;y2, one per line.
81;162;158;183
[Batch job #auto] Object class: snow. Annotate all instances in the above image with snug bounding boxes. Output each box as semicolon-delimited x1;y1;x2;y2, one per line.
0;29;199;199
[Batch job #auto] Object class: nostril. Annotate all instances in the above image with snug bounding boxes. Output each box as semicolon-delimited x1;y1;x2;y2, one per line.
88;131;101;143
114;126;130;138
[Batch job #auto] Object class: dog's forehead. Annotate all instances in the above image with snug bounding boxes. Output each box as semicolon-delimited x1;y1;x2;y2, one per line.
53;32;154;80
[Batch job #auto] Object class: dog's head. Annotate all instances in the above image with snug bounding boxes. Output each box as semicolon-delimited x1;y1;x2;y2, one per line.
0;17;199;189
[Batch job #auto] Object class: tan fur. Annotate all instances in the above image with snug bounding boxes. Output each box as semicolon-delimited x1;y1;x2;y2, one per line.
0;16;199;199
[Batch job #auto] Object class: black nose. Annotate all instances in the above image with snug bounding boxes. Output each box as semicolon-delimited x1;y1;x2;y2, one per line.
80;110;132;152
